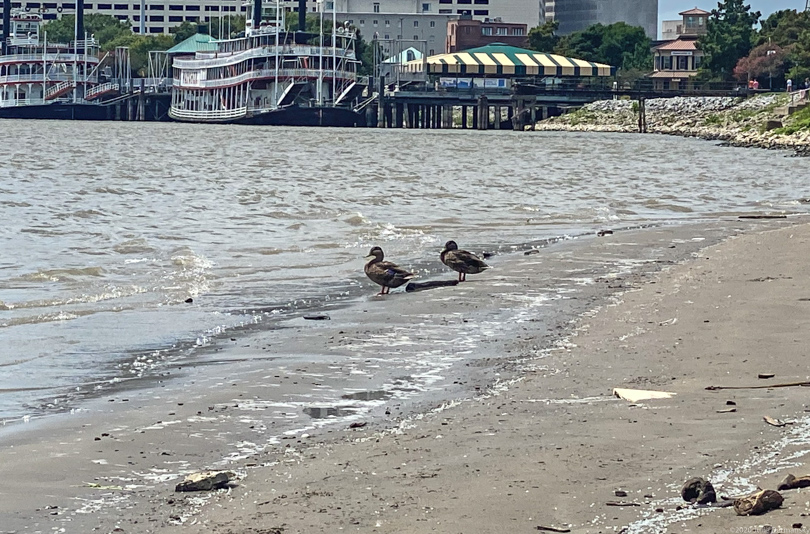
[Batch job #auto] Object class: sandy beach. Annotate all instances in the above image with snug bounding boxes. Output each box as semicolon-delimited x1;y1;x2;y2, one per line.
4;217;810;534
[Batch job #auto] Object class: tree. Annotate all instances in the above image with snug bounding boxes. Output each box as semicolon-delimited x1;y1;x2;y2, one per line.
527;20;559;53
787;28;810;85
42;13;132;45
171;21;199;43
756;9;810;48
104;33;174;76
554;22;652;72
696;0;760;80
733;43;789;88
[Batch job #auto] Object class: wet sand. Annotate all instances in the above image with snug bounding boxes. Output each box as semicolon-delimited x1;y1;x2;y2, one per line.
3;218;810;534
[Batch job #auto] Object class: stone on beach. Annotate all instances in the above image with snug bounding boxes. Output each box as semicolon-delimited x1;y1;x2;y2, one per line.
777;473;810;491
680;477;716;504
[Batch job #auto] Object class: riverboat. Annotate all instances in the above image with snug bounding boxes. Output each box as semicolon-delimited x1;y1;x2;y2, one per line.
169;0;367;127
0;0;115;120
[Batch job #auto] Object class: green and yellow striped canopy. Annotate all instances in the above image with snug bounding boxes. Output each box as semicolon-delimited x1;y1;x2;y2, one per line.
406;43;615;77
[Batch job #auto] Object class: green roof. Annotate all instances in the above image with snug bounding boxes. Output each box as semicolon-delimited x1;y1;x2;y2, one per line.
167;33;219;54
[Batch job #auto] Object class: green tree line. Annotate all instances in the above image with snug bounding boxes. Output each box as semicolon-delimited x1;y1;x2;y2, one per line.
526;0;810;88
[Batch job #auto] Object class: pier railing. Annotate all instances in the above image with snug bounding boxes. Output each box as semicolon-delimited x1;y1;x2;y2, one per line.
173;68;357;89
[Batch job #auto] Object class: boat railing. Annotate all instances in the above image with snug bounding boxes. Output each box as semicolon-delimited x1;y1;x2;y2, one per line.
0;53;101;64
85;81;119;100
0;97;46;107
0;72;82;84
174;68;357;89
169;106;248;121
45;79;76;100
174;44;357;70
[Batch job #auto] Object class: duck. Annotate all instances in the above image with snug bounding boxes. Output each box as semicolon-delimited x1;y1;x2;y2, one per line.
440;240;489;282
364;246;415;295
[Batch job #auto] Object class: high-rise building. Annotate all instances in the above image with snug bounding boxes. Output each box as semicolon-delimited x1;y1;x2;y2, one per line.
553;0;657;39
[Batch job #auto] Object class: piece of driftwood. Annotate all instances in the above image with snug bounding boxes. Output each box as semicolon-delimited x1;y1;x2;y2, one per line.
738;215;788;219
613;388;675;402
303;314;330;320
777;474;810;491
175;470;235;492
606;501;640;507
706;381;810;391
681;477;717;504
535;526;571;532
716;408;737;413
733;489;783;516
764;416;787;427
405;280;459;292
758;373;775;379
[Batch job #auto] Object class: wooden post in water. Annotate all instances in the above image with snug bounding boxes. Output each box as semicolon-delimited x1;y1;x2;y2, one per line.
461;105;468;129
477;95;488;130
137;79;145;121
637;96;647;133
493;106;501;130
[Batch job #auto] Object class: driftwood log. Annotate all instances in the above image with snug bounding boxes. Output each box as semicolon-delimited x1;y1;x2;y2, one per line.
733;489;783;516
777;474;810;491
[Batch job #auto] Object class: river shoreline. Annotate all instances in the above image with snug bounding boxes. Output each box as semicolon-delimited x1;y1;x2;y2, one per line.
4;217;810;533
533;94;810;156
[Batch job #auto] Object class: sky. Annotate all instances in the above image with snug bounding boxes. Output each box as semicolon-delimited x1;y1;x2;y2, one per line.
659;0;805;28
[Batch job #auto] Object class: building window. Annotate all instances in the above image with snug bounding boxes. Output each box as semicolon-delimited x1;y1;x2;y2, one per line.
421;2;430;11
372;19;377;25
97;3;111;8
439;0;451;4
132;14;140;20
676;55;689;70
384;34;389;39
43;1;56;7
373;2;379;12
26;2;41;7
169;15;182;21
496;26;506;35
661;55;672;69
457;9;470;15
150;4;164;8
186;5;199;10
185;15;198;21
149;26;162;33
430;20;435;27
457;0;471;4
113;3;127;8
429;48;434;54
413;34;418;40
413;20;418;27
474;0;489;3
359;19;364;24
169;4;182;9
62;3;75;8
694;55;703;69
511;27;523;35
481;26;492;35
150;14;163;21
438;8;451;13
473;9;487;15
384;19;389;26
115;14;127;19
205;5;219;11
43;12;56;18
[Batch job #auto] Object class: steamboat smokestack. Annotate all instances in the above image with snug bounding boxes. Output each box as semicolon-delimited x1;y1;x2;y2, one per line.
298;0;306;31
76;0;84;44
2;0;11;55
253;0;261;32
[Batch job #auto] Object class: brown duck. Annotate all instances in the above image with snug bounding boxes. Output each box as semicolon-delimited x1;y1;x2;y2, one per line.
364;246;416;295
440;240;489;281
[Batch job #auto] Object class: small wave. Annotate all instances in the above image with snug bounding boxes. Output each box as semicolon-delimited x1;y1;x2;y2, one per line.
114;239;156;255
343;212;368;226
2;310;86;327
14;266;105;282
